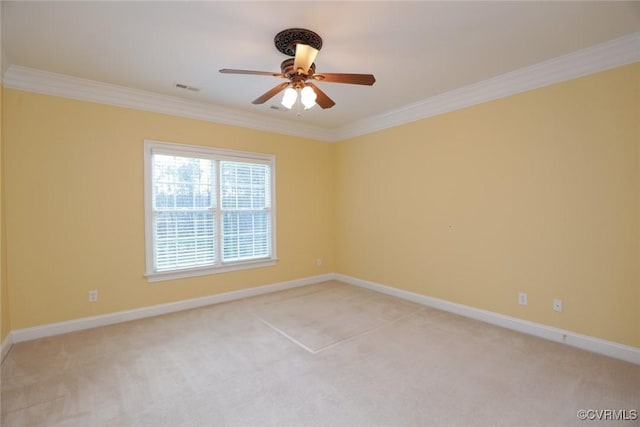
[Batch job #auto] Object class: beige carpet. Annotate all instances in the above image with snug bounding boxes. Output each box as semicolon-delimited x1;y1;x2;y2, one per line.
2;281;639;426
254;282;422;352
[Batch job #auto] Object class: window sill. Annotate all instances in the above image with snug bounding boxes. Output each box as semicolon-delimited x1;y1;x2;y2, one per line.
145;258;278;283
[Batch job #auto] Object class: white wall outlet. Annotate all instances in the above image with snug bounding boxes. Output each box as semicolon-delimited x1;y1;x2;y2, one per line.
553;298;563;312
89;290;98;302
518;292;528;306
316;258;322;267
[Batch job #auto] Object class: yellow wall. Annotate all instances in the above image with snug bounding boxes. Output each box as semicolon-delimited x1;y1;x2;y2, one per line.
3;89;335;329
2;63;639;350
1;81;9;344
335;64;640;348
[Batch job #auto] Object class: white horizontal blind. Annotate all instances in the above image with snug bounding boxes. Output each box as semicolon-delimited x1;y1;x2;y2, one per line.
145;140;275;280
152;154;216;272
220;161;271;262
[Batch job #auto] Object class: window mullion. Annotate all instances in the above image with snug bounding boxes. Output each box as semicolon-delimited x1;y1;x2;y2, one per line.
152;210;159;271
214;159;223;265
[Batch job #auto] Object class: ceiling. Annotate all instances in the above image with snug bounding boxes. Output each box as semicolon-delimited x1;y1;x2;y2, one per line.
2;1;640;132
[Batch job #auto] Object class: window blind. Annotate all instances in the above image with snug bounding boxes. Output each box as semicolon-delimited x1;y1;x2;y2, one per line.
220;161;271;262
152;154;216;272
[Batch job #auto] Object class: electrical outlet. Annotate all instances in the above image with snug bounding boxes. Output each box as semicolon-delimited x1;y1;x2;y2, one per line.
316;258;322;267
553;298;563;312
89;290;98;303
518;292;528;306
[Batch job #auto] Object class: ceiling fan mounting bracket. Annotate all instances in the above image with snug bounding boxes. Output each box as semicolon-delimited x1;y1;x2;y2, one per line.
274;28;323;56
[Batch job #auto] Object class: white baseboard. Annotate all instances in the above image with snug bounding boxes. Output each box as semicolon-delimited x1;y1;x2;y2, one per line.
7;272;639;366
11;273;334;344
336;273;640;366
1;333;13;363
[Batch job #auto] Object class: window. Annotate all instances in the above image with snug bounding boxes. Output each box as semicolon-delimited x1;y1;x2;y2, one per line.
144;140;276;282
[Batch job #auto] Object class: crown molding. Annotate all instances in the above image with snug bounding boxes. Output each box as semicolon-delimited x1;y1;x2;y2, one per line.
333;32;640;141
3;32;639;143
1;65;332;142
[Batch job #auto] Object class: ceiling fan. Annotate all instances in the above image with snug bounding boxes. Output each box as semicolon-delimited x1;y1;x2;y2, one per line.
219;28;375;110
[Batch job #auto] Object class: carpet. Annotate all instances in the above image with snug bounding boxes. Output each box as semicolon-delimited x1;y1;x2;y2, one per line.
2;280;639;426
254;282;423;352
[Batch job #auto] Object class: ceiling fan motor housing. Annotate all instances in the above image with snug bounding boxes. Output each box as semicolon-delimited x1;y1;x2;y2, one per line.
274;28;323;56
280;58;316;86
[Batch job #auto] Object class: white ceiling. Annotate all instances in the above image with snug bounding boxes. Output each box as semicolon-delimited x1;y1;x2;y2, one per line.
2;1;640;131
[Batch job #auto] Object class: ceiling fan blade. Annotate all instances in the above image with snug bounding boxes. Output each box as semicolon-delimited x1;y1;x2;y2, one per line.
293;44;319;75
306;82;335;109
219;69;285;78
252;82;290;104
312;73;376;85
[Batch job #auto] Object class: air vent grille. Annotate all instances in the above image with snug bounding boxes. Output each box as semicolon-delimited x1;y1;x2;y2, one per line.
175;83;200;92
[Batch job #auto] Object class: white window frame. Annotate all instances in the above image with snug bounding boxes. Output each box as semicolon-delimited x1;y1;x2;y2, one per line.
144;140;277;282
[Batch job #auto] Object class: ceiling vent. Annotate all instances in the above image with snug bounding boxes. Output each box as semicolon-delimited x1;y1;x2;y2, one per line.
175;83;200;92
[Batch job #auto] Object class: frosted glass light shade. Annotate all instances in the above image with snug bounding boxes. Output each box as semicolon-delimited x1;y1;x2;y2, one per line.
281;87;297;109
300;86;317;109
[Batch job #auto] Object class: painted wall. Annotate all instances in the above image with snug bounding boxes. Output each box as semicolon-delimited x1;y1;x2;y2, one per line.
2;63;639;350
335;64;640;348
0;4;6;344
3;89;335;329
1;81;9;344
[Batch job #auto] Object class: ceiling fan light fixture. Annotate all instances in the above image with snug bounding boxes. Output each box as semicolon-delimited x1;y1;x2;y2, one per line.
221;28;375;110
300;86;317;109
281;87;297;109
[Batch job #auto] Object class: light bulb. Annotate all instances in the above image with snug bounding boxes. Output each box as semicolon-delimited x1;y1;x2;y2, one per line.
281;87;297;109
300;86;317;109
